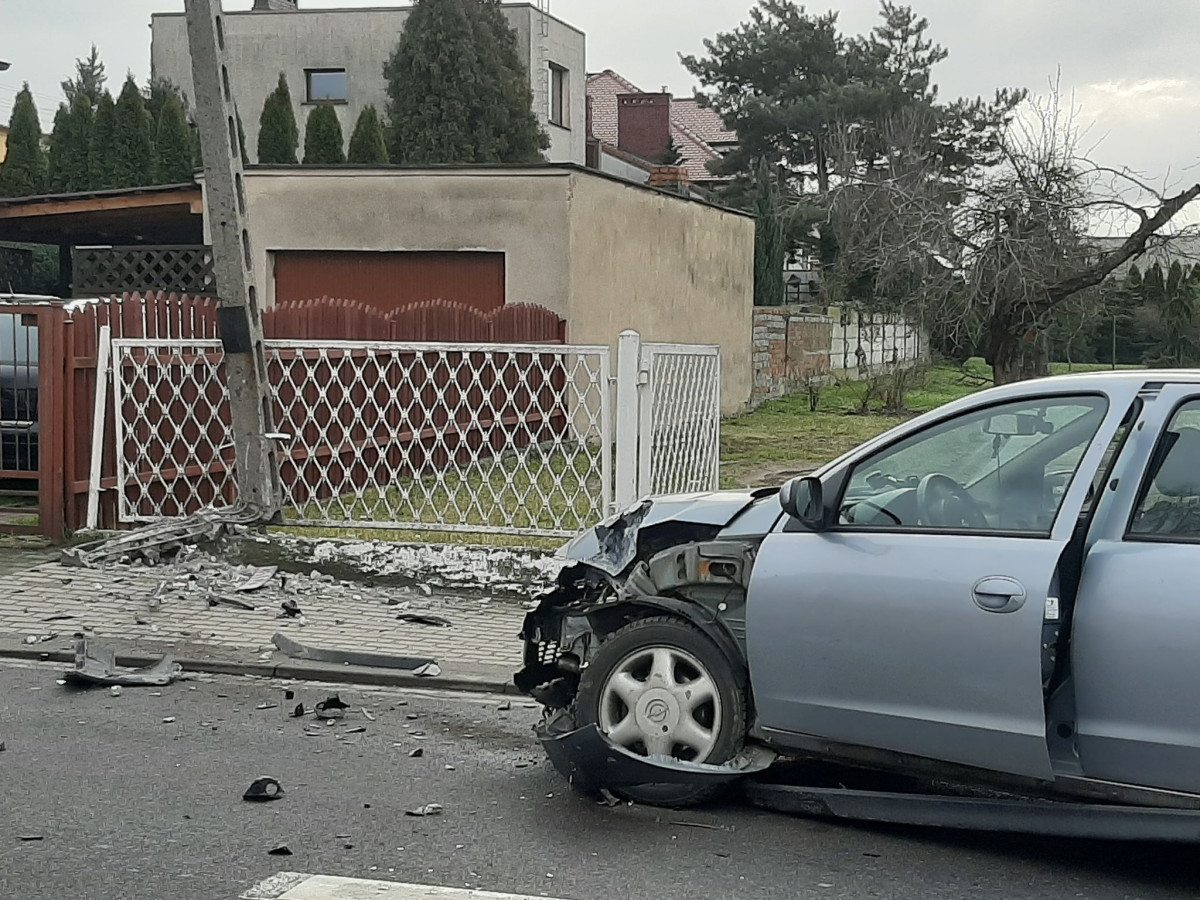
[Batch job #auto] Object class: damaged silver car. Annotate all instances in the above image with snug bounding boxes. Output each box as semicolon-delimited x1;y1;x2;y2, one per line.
516;371;1200;831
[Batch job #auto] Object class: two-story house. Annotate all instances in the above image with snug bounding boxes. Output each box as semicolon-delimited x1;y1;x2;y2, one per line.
150;0;587;165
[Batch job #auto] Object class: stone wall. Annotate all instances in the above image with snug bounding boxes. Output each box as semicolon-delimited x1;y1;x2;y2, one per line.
751;306;927;408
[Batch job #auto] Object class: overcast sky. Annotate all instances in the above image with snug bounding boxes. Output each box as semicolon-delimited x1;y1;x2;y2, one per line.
2;0;1198;195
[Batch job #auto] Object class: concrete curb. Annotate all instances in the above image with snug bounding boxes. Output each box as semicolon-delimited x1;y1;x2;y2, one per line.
0;637;517;695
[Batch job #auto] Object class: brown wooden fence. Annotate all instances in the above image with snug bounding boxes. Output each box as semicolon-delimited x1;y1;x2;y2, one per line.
39;292;568;537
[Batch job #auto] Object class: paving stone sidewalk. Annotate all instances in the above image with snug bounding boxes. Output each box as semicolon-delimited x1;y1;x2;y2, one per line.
0;557;530;691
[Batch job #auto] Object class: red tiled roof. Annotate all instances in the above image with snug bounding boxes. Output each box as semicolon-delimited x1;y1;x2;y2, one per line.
586;69;734;183
669;98;738;146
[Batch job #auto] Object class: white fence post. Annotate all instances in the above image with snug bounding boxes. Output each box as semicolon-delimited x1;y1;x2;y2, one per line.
614;329;642;510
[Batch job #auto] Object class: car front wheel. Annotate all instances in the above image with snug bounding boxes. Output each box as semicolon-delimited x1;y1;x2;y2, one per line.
574;615;747;806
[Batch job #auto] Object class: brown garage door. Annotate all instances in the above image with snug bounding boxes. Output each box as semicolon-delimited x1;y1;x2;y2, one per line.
273;251;505;313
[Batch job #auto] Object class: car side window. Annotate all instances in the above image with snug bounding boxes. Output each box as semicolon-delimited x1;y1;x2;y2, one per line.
839;396;1108;534
1128;401;1200;541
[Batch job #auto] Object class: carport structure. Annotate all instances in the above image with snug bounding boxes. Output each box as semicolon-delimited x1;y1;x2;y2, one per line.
0;183;208;298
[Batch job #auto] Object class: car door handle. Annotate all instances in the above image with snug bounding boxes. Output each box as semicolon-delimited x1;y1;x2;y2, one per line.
972;576;1027;614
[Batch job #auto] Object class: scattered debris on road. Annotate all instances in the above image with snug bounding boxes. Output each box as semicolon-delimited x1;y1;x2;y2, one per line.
409;748;424;758
62;637;182;688
290;703;306;718
162;717;176;724
314;695;350;719
267;845;293;856
280;599;303;618
243;777;285;802
61;502;268;568
405;803;443;817
17;835;44;842
208;594;256;611
396;613;453;628
413;662;441;678
272;633;437;674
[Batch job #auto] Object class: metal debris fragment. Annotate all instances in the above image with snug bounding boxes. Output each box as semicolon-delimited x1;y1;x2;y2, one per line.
62;637;181;688
208;594;256;611
396;613;452;628
243;777;285;802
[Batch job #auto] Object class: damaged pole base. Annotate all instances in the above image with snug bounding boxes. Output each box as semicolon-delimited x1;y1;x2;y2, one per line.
61;501;273;569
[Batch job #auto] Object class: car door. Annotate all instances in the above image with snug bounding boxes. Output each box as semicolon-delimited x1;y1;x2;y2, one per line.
747;386;1133;779
1072;386;1200;792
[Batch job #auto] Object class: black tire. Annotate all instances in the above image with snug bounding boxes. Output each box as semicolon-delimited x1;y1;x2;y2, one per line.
573;615;747;807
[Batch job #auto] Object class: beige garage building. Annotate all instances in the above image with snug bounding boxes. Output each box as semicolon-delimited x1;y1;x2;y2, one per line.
210;165;754;414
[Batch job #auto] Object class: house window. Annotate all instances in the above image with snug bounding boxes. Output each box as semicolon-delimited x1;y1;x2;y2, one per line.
549;63;568;128
306;68;348;103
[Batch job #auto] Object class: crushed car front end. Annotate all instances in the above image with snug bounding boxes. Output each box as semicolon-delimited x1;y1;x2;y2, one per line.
514;489;784;794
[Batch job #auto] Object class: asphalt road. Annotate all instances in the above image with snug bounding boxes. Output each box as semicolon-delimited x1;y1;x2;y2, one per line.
2;660;1199;900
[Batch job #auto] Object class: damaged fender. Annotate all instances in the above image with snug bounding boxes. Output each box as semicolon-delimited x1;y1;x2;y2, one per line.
538;723;778;789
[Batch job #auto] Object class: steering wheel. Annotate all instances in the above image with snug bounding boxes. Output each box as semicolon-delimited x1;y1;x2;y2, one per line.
916;473;990;528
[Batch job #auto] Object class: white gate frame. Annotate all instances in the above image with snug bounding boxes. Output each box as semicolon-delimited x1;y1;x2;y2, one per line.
613;329;722;508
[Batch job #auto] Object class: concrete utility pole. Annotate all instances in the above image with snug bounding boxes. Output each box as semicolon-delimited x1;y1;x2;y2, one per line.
183;0;281;515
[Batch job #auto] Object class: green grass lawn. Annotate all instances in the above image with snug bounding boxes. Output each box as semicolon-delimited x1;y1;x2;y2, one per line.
720;358;1137;489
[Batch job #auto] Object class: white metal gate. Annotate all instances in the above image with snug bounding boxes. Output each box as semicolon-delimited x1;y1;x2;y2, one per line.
638;342;722;497
111;338;613;537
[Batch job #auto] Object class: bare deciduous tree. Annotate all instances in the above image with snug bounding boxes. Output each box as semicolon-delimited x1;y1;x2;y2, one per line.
825;89;1200;384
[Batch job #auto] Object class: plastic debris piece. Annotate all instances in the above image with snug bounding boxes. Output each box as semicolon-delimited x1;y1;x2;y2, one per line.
256;702;278;711
409;748;424;758
396;613;452;628
498;700;511;711
361;708;375;721
315;695;351;719
234;566;278;592
268;845;293;856
405;803;443;817
343;726;367;735
162;717;176;724
18;835;44;841
413;662;441;678
272;633;434;672
243;777;285;802
63;637;181;687
290;703;306;718
109;686;123;698
280;599;303;618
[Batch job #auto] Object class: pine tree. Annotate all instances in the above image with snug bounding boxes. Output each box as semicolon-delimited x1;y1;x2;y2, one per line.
62;45;108;109
46;105;71;193
472;0;550;162
0;85;47;198
111;76;154;188
257;73;299;164
347;105;389;164
753;159;785;307
385;0;547;164
303;103;346;164
154;94;194;183
660;136;685;166
89;90;117;189
60;93;95;192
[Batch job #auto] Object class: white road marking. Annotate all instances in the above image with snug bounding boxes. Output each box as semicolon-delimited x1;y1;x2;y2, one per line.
242;873;569;900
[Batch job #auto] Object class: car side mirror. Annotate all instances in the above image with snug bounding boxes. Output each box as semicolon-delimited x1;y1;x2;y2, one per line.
780;476;825;531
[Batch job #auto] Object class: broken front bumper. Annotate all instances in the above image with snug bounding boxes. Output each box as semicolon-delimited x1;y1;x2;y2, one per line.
537;723;777;789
